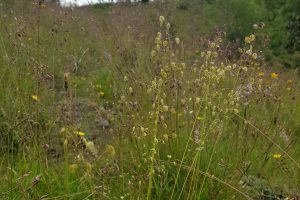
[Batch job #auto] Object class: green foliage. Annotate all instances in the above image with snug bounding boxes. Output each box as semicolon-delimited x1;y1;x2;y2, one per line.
262;0;300;67
225;0;266;40
175;0;299;67
175;0;266;40
175;0;191;10
142;0;150;4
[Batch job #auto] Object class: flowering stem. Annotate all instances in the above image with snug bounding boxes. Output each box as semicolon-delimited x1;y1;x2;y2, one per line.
146;83;162;200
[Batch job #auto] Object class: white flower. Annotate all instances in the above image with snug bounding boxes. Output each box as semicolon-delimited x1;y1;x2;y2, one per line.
163;105;169;112
166;23;170;30
159;16;165;26
129;87;133;94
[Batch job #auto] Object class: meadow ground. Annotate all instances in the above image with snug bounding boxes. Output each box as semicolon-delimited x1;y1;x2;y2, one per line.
1;1;300;199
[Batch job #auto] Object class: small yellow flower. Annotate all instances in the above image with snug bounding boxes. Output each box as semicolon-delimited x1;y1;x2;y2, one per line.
258;72;264;77
99;91;105;97
197;116;204;120
75;131;85;137
287;80;293;84
31;95;39;102
273;154;282;159
271;72;278;79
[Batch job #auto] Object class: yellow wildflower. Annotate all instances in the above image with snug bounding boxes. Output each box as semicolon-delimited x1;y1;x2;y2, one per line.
75;131;85;137
99;91;105;97
271;72;278;79
197;116;204;120
258;72;264;77
31;95;39;102
273;154;282;159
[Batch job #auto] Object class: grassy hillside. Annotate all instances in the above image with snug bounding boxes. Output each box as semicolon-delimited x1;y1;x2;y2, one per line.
1;1;300;199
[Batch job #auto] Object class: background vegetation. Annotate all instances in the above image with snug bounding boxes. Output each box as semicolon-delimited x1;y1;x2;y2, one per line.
175;0;300;68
